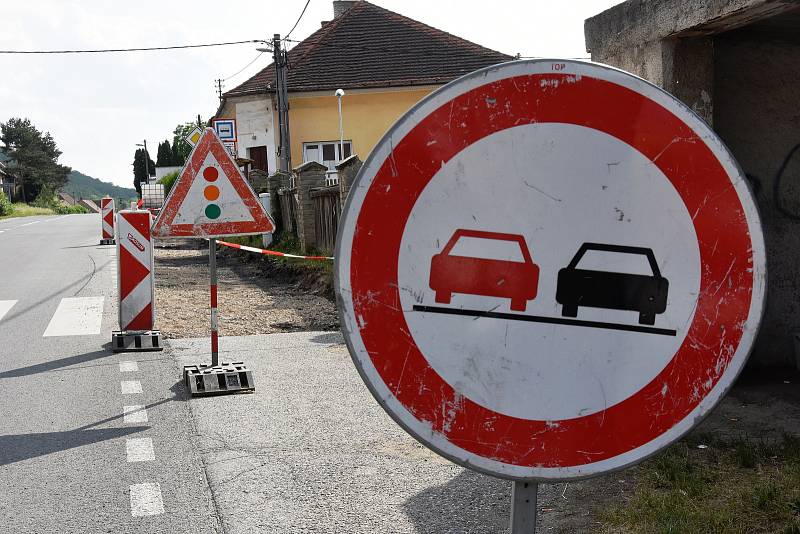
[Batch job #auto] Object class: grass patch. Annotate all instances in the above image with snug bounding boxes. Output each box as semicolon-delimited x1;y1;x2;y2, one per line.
602;432;800;533
0;202;55;219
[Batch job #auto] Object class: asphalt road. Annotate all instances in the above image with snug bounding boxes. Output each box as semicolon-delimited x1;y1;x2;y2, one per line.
0;214;219;533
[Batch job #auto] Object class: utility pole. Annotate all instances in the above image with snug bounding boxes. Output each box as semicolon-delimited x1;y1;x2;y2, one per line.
215;79;224;100
273;34;291;172
143;140;149;183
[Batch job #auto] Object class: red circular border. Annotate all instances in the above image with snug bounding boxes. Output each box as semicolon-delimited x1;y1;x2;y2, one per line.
350;73;754;468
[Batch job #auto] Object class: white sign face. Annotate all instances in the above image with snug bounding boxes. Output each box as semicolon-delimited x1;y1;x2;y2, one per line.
335;60;766;481
212;119;236;142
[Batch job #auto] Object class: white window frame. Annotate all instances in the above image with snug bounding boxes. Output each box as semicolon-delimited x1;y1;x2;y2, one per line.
302;140;352;185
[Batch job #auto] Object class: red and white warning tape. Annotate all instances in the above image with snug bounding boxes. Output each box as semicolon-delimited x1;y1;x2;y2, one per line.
216;239;333;261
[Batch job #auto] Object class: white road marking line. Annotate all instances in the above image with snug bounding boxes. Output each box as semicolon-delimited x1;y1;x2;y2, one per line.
0;230;5;234
17;220;41;227
0;300;17;323
119;361;139;372
130;483;164;517
126;438;155;462
43;297;104;337
123;405;148;423
121;380;142;394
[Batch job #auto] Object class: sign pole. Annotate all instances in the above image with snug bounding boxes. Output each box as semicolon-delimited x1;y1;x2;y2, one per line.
510;481;538;533
210;237;219;366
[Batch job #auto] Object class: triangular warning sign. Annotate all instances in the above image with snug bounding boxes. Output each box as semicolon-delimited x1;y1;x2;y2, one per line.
152;128;275;238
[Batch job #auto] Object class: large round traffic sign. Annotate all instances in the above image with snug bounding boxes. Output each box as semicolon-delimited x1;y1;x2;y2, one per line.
335;60;766;480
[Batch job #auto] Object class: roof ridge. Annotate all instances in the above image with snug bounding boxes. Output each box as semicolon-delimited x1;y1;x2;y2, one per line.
367;2;510;57
285;2;362;70
221;0;511;100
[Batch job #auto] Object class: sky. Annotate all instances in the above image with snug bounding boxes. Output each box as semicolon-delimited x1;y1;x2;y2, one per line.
0;0;622;188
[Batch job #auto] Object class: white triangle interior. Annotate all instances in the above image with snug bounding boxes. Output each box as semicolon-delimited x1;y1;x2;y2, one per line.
172;151;256;226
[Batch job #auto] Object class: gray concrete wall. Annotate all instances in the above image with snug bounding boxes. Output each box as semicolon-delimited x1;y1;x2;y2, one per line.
713;30;800;365
585;0;799;59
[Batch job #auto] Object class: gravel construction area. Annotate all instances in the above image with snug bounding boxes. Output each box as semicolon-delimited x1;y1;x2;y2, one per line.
154;245;338;339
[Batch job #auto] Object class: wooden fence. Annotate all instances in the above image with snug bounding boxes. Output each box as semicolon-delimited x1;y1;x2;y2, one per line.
277;187;299;234
311;186;341;254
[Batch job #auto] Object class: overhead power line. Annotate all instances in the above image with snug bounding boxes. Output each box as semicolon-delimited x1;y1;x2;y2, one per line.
0;39;268;54
285;0;312;40
223;51;267;81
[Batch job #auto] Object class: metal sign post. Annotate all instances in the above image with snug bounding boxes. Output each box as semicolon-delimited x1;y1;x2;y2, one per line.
511;481;538;533
335;59;766;530
209;237;219;367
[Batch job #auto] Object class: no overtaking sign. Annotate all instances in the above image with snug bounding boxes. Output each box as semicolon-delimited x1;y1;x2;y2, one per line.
335;60;766;480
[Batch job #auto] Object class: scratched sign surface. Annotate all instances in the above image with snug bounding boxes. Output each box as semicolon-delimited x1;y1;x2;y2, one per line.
152;128;274;238
335;60;766;480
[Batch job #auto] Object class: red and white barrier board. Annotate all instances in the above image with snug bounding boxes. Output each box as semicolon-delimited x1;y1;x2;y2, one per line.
117;209;155;331
100;197;115;243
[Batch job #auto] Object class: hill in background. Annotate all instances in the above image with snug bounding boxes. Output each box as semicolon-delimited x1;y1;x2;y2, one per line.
62;170;137;203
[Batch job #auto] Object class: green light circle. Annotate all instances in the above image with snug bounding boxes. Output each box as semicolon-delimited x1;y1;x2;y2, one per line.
205;204;221;219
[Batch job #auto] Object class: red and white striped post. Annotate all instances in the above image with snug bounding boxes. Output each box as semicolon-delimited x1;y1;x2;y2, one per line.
209;238;219;365
100;197;115;245
112;209;162;352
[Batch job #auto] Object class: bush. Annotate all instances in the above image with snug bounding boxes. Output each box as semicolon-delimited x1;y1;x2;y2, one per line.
159;171;180;197
0;189;13;216
53;202;88;214
31;186;89;214
31;186;60;210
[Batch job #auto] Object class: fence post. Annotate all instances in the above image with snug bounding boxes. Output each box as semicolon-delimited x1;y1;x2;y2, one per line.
269;171;291;233
294;161;328;253
336;155;362;211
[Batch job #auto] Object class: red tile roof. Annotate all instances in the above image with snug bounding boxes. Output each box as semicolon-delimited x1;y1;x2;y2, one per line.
224;1;512;97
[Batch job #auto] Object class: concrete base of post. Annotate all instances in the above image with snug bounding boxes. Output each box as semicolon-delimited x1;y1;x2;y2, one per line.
111;330;163;352
99;238;116;245
183;362;255;396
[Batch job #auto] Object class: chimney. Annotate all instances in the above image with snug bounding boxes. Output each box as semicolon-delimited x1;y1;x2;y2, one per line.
333;0;357;18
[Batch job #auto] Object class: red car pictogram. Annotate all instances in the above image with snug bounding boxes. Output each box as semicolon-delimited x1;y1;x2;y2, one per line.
429;229;539;311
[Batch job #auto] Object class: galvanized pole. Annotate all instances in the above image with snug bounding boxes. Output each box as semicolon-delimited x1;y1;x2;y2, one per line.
510;481;538;533
143;140;149;184
209;238;219;366
336;89;345;162
273;34;292;172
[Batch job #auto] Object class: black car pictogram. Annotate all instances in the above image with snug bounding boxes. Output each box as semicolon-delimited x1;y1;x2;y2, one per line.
555;243;669;325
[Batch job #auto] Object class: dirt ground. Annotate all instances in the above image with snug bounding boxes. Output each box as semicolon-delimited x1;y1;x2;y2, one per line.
153;244;338;339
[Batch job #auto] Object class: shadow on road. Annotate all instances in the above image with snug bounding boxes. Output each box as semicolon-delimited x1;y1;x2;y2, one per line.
0;426;148;466
0;344;114;379
60;244;102;249
401;470;511;533
310;332;343;345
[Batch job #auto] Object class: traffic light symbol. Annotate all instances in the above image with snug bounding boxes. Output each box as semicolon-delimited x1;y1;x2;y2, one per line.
203;166;221;219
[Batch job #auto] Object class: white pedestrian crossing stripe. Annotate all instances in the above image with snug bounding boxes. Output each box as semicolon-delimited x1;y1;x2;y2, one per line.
0;300;17;323
43;297;104;337
119;361;139;372
130;483;165;517
123;405;148;423
126;438;155;462
121;380;142;394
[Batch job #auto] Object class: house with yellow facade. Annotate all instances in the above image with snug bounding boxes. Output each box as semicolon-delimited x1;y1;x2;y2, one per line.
214;0;511;181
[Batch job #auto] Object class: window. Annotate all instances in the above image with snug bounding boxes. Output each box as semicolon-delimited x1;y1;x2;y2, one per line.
248;146;268;172
302;141;352;172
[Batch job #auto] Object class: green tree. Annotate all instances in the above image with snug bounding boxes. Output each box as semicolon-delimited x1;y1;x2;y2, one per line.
155;140;173;167
132;148;155;197
172;118;203;166
0;118;71;203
